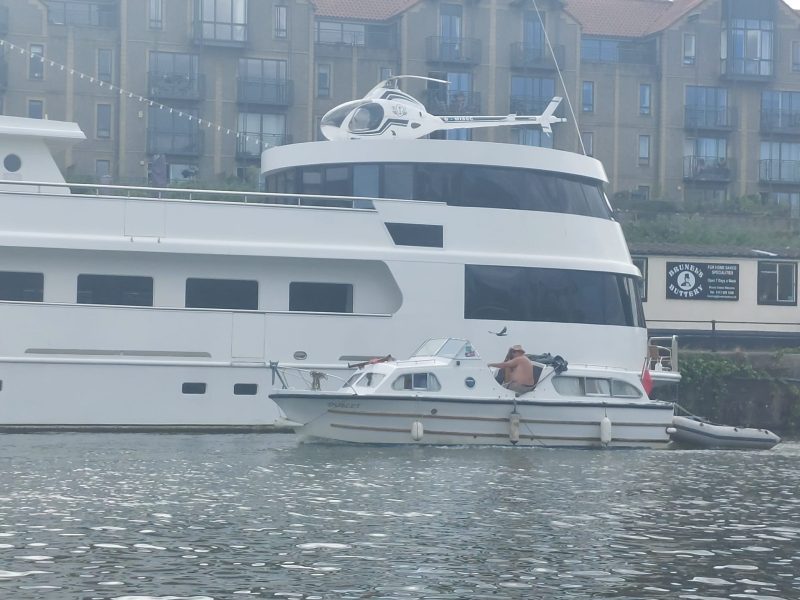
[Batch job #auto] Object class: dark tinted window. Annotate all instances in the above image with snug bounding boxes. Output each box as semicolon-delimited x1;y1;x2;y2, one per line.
385;223;443;247
234;383;258;395
464;265;644;327
265;163;611;219
77;274;153;306
0;271;44;302
290;282;353;312
182;382;206;394
185;278;258;310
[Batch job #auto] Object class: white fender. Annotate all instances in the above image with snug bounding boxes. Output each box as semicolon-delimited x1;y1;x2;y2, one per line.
411;420;424;441
600;416;612;446
509;412;520;445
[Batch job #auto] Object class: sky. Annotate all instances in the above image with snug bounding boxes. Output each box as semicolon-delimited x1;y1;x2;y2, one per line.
787;0;800;7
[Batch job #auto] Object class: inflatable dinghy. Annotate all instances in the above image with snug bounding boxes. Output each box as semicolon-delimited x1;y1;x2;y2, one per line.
670;415;780;450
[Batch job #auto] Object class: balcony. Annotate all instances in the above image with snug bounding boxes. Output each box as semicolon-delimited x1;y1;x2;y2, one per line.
193;18;247;47
510;43;565;71
759;159;800;184
237;78;293;107
147;128;204;157
424;90;481;116
761;109;800;135
236;134;292;160
684;106;736;131
426;36;481;66
683;156;733;183
510;95;552;115
721;58;773;81
0;6;8;35
148;72;205;102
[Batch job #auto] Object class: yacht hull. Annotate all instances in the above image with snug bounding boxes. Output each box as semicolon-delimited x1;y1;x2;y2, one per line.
271;392;675;448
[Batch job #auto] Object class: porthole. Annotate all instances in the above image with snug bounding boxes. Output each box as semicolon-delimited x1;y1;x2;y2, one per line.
3;154;21;173
465;376;476;388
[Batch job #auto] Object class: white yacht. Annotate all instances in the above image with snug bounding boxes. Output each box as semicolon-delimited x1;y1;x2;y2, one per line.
0;81;650;431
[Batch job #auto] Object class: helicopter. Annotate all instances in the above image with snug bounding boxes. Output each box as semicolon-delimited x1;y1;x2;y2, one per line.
319;75;566;141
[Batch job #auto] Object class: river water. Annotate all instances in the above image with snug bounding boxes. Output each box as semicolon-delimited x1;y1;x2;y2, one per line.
0;434;798;599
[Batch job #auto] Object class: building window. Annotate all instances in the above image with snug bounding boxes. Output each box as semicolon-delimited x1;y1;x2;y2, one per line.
0;271;44;302
683;33;696;65
77;274;154;306
29;44;44;80
289;282;353;313
517;128;553;149
97;49;112;83
722;18;773;76
581;132;593;156
757;262;797;306
792;41;800;73
582;81;594;112
185;278;258;310
316;21;365;46
96;104;111;138
380;67;393;81
685;86;729;128
47;1;117;26
639;84;651;115
95;159;111;182
148;0;162;29
317;64;331;98
768;192;800;218
759;141;800;184
238;58;289;104
274;5;287;38
638;135;650;165
196;0;247;43
237;113;286;157
28;99;44;119
636;185;650;201
510;75;554;114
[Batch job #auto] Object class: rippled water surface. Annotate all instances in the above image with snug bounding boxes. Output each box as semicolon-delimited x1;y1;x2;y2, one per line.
1;434;799;599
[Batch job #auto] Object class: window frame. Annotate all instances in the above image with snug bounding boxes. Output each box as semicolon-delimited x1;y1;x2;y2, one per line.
29;44;44;80
96;103;112;139
639;83;652;115
581;131;594;157
582;80;594;113
148;0;163;29
683;33;696;65
97;48;113;83
632;256;648;302
757;261;797;306
317;63;331;98
274;4;287;39
27;99;44;119
638;134;651;165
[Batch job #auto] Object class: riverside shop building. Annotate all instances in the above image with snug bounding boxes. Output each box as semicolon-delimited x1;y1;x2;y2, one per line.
631;243;800;349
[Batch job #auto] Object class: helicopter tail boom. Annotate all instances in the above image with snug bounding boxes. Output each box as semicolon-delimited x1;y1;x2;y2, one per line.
435;97;565;135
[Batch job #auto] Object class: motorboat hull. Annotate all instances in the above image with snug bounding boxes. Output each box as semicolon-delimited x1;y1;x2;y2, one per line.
670;415;780;450
270;392;675;448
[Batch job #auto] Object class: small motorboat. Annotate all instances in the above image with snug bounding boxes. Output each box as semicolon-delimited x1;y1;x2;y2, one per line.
270;337;676;448
669;415;780;450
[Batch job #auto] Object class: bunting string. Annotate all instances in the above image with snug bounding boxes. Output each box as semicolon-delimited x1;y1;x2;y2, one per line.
0;38;269;147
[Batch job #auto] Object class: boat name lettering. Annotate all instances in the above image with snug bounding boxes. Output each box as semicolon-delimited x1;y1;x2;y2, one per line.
328;400;360;409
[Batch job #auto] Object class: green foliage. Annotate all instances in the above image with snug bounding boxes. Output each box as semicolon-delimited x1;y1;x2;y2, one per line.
677;354;765;417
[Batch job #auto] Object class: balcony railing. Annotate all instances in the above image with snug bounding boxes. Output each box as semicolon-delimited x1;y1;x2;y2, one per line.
237;78;294;107
193;19;247;46
761;109;800;135
147;128;204;157
684;105;736;131
236;134;293;159
148;72;205;101
510;43;564;70
721;57;773;81
759;159;800;184
424;90;481;116
426;36;481;66
510;95;552;115
683;156;733;183
0;6;9;36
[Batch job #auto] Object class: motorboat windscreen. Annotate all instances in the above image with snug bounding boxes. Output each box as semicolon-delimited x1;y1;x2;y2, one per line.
411;338;480;360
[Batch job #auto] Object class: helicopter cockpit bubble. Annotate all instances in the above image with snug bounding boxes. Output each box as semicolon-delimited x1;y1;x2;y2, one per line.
349;103;384;133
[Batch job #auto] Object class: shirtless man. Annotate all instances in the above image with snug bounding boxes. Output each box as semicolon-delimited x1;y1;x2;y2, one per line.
489;345;536;394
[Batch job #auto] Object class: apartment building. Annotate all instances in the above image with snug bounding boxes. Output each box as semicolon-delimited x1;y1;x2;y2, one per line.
1;0;799;209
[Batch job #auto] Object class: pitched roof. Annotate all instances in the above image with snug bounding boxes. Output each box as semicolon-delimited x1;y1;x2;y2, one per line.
644;0;708;35
312;0;421;21
563;0;674;38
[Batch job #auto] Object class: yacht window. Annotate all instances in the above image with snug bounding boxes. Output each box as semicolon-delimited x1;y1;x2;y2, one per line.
344;372;363;388
0;271;44;302
182;382;207;394
464;265;644;328
3;154;22;172
234;383;258;395
77;274;153;306
585;378;611;396
289;282;353;313
392;372;441;391
383;164;414;200
384;223;443;248
611;380;642;398
552;376;584;396
185;278;258;310
356;372;385;387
